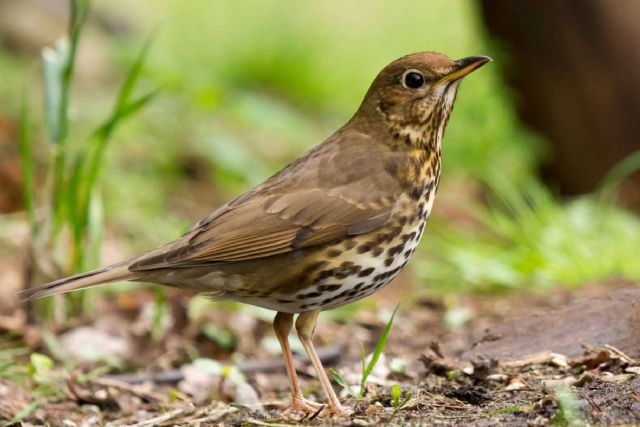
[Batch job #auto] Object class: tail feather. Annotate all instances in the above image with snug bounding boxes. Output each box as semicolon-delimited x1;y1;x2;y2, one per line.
17;262;135;301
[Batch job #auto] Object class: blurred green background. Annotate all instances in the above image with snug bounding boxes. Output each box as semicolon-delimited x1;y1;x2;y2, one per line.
1;0;639;316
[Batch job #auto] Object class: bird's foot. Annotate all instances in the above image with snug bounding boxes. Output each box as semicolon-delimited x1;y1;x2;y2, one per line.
283;397;325;420
325;402;354;419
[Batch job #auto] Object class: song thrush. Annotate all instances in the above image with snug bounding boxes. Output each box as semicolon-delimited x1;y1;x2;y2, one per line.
20;52;490;416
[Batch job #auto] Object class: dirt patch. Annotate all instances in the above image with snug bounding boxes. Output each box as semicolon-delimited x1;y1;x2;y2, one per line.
1;284;639;426
460;286;640;361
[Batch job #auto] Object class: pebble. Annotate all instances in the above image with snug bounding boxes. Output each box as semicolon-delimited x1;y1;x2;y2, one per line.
601;374;633;382
365;403;384;416
504;380;527;391
541;377;576;388
549;353;568;368
486;373;509;382
462;365;474;376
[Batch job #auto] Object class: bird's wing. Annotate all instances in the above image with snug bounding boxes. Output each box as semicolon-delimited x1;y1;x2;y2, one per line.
129;134;404;271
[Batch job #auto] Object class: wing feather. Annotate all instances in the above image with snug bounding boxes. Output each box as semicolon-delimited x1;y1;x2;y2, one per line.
129;132;405;271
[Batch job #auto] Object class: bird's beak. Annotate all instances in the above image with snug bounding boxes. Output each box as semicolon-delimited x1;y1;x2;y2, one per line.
437;55;492;84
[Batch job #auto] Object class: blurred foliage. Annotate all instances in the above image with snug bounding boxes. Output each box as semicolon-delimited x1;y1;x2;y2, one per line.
416;180;640;292
1;0;639;307
126;0;541;184
0;335;64;401
98;0;544;248
15;0;157;321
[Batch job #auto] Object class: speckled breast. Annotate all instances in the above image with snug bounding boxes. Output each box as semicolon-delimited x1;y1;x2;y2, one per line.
237;192;435;313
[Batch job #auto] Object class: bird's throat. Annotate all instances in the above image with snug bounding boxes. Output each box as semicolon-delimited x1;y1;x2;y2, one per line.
407;147;441;201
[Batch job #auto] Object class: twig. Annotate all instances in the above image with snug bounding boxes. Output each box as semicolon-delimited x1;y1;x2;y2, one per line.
103;345;342;385
90;377;169;403
123;404;196;427
182;407;238;425
603;344;638;365
245;418;293;427
585;395;602;413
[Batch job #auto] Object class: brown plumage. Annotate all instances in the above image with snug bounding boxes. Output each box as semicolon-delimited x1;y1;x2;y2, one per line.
19;51;490;416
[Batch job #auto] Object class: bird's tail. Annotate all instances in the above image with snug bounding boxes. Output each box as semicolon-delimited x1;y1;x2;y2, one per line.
17;262;136;301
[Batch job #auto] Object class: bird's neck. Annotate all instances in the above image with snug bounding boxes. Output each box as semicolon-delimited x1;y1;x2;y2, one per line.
383;112;450;201
405;145;441;202
349;102;451;197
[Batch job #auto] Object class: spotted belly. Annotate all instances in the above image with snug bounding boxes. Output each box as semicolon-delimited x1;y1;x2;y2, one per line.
236;213;429;313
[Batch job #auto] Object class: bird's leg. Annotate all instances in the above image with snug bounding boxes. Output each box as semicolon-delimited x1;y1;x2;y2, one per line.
295;310;352;417
273;312;324;415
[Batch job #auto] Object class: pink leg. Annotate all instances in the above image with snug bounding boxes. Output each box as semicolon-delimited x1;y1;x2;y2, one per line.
295;310;352;417
273;312;324;415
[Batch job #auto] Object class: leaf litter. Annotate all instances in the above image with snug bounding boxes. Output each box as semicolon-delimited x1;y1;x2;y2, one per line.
1;283;639;426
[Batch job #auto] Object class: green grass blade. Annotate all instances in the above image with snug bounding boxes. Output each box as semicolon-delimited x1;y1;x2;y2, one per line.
398;388;414;408
18;88;36;233
78;35;159;225
86;190;104;269
552;385;585;426
68;0;91;49
41;0;91;240
151;288;167;342
112;31;156;117
93;31;157;143
67;147;88;241
2;400;39;427
76;89;158;240
390;385;414;416
359;304;399;397
42;39;69;235
41;40;67;146
65;35;157;278
359;343;366;382
329;368;357;398
391;384;401;408
58;0;90;142
94;89;159;141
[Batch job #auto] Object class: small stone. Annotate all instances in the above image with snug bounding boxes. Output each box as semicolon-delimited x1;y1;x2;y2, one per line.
444;306;472;330
470;356;498;380
504;379;526;391
541;377;576;389
390;357;407;373
79;415;100;427
58;327;132;363
573;372;596;387
179;363;218;404
549;353;568;368
462;365;474;375
600;374;633;382
366;403;383;416
232;382;263;412
625;366;640;375
486;373;509;382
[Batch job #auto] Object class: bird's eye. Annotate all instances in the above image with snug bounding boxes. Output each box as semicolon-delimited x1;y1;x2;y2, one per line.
402;70;425;89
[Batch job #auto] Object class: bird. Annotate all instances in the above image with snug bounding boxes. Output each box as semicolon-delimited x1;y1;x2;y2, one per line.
19;51;490;417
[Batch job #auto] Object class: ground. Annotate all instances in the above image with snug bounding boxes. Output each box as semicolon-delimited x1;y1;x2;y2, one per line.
1;281;639;426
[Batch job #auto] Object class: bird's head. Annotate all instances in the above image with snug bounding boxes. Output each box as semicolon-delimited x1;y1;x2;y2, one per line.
356;52;491;149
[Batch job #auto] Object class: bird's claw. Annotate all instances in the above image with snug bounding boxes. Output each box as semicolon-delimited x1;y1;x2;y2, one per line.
283;399;352;420
282;397;325;420
326;402;354;419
